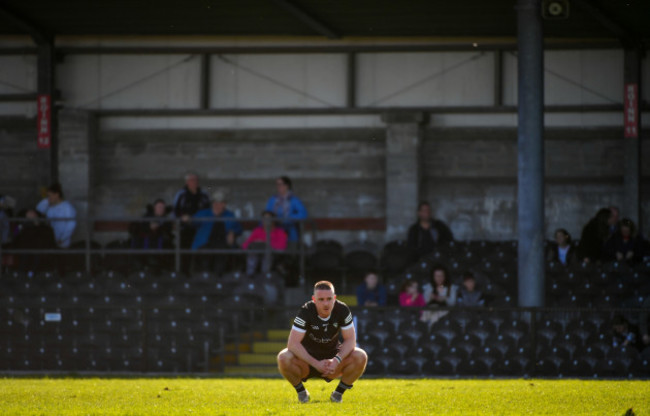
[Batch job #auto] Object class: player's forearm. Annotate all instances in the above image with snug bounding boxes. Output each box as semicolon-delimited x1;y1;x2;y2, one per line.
288;341;319;367
337;338;355;360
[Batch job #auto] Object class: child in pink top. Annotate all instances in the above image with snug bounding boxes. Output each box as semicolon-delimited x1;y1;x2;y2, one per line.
399;280;426;307
243;211;288;275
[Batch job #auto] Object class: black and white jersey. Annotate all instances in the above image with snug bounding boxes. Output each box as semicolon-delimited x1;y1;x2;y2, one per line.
292;300;354;360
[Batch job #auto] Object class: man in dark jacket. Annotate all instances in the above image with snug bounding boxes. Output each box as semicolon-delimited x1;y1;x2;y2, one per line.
10;209;57;271
407;201;453;260
172;172;210;273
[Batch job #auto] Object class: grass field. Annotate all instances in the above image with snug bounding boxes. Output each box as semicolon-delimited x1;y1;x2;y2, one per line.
0;378;648;415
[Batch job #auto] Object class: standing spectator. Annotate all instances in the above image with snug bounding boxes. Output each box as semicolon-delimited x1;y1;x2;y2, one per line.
265;176;308;243
423;265;458;307
191;190;242;274
10;208;57;271
604;218;645;264
242;211;287;276
129;199;174;270
36;183;76;248
0;195;16;245
407;201;453;260
612;315;640;350
356;271;387;307
546;228;578;267
456;272;484;307
578;208;611;264
173;172;210;273
399;280;426;308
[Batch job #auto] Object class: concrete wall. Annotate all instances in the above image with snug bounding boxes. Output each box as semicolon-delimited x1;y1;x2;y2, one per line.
422;127;650;241
1;115;649;244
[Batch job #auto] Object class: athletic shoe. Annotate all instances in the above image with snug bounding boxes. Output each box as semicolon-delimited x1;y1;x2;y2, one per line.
298;390;310;403
330;391;343;403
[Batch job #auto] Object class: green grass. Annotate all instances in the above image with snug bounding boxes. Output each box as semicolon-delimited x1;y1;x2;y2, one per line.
0;378;648;415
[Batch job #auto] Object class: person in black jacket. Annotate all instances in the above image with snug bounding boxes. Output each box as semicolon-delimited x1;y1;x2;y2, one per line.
578;208;612;264
407;201;453;260
10;208;57;271
546;228;578;267
604;218;645;265
172;172;210;273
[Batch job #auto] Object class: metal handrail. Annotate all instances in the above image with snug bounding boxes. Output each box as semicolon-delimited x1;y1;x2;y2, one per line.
0;216;316;279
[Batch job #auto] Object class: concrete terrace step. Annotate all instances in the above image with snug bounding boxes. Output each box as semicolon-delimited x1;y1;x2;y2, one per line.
253;341;286;354
238;353;278;365
267;329;290;341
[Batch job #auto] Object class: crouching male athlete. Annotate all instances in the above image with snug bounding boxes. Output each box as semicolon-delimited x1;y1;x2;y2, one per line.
277;280;367;403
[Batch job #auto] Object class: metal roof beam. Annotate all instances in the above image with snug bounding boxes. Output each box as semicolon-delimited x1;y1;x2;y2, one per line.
270;0;339;39
572;0;640;47
0;4;51;44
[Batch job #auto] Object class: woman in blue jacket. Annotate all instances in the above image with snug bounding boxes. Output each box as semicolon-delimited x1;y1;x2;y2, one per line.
265;176;308;243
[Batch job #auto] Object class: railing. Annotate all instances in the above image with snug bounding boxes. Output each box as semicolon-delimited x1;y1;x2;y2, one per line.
0;216;317;283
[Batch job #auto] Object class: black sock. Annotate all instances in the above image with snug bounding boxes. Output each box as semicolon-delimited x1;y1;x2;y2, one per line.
335;381;353;395
294;382;305;393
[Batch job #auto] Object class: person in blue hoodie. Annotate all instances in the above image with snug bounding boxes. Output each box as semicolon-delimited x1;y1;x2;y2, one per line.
191;190;242;274
36;183;77;248
265;176;308;243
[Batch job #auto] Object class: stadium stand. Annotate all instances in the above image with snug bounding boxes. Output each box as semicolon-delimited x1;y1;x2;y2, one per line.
1;238;649;377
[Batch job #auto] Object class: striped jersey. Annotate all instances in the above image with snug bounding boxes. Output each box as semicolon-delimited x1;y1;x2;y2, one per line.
292;300;354;359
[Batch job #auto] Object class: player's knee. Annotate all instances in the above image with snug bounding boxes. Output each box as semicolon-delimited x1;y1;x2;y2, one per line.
352;348;368;366
277;349;293;366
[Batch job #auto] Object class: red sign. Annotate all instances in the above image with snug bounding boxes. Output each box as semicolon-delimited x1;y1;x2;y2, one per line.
624;83;638;138
37;94;51;149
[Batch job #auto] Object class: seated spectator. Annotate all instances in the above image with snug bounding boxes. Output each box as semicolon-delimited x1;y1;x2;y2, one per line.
356;271;387;307
399;280;426;308
612;315;640;350
242;211;287;276
191;190;242;275
604;218;645;264
407;201;453;260
456;272;484;307
265;176;308;243
423;265;458;307
36;183;76;248
578;208;611;264
173;172;210;272
546;228;578;267
129;199;174;270
10;208;57;271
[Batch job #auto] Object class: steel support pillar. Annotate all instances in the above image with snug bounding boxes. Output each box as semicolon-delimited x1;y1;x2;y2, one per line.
37;41;58;185
623;48;642;228
517;0;545;307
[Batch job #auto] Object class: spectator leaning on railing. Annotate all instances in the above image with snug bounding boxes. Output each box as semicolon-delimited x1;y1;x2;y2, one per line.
36;183;76;248
173;172;210;272
191;190;242;275
265;176;308;243
10;208;57;270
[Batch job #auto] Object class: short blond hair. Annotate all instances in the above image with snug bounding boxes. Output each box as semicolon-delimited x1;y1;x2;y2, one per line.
314;280;335;293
